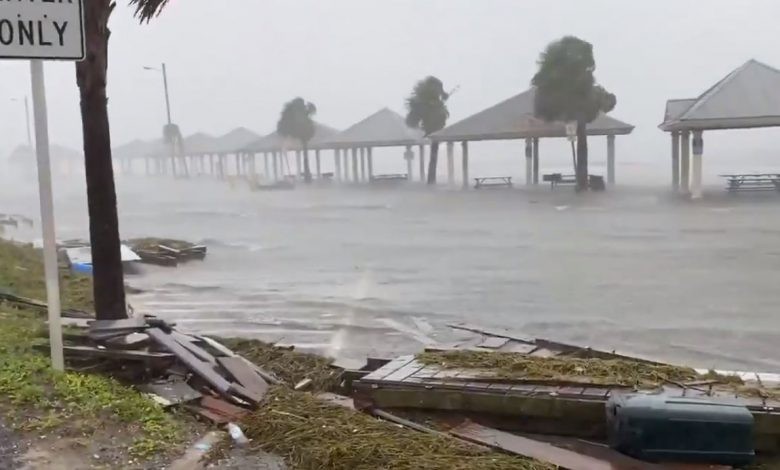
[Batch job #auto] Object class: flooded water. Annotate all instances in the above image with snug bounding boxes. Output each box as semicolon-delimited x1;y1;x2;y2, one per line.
4;173;780;371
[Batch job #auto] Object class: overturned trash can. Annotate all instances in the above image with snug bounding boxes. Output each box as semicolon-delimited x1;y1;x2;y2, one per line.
606;393;754;466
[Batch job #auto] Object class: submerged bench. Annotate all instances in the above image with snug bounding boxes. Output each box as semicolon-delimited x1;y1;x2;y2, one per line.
370;174;409;184
543;174;605;191
474;176;513;189
720;174;780;193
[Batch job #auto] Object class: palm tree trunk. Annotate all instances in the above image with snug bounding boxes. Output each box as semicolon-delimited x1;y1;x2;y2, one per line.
575;119;588;192
426;141;439;185
302;145;312;183
75;0;127;320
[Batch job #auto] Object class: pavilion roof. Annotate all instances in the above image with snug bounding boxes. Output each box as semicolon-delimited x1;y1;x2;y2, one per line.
431;87;634;142
242;122;339;152
322;108;425;148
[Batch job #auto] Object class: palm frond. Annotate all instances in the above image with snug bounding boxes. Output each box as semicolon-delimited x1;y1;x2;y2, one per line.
129;0;170;23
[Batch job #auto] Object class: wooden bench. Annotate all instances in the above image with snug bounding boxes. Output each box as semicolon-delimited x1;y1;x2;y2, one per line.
370;174;409;184
720;174;780;193
542;174;605;191
474;176;513;189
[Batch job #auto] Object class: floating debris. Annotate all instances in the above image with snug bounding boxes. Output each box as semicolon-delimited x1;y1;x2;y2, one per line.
127;238;207;267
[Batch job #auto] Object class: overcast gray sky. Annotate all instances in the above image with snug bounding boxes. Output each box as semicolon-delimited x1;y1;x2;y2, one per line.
3;0;780;176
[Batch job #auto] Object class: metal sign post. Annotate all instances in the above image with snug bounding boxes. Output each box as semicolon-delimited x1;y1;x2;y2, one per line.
2;1;86;372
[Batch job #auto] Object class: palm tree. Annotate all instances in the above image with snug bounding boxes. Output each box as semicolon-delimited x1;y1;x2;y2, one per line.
71;0;172;320
405;76;450;184
532;36;616;191
277;98;317;183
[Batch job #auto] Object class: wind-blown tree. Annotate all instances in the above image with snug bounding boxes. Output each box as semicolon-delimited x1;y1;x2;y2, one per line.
532;36;616;191
405;76;450;184
71;0;171;320
277;98;317;184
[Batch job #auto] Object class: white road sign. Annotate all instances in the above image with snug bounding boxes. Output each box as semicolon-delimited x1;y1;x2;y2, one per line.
0;0;85;60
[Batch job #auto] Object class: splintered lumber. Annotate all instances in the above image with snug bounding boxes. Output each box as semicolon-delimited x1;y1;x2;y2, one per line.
147;328;232;394
139;380;202;407
197;396;248;423
63;345;174;361
88;317;147;331
218;356;269;401
172;331;217;365
450;422;613;470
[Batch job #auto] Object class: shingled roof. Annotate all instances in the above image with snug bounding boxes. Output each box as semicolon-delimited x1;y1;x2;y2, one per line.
660;60;780;131
431;87;633;142
323;108;425;148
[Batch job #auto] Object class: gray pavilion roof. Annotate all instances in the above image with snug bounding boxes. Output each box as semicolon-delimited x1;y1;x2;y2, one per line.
113;138;165;159
662;99;697;124
242;122;339;152
215;127;262;153
660;60;780;131
182;132;218;156
323;108;425;148
431;87;634;142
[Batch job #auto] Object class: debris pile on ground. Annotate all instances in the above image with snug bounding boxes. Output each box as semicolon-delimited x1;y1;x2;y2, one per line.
419;350;717;388
237;387;554;470
127;238;207;267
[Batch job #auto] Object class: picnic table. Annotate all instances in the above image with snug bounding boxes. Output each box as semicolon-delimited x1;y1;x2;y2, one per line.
474;176;513;189
719;174;780;193
370;174;409;183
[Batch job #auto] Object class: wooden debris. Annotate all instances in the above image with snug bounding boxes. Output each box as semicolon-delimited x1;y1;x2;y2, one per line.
478;336;511;349
450;422;613;470
147;328;232;395
198;396;249;422
139;380;202;407
316;393;355;410
294;378;313;391
218;356;269;401
172;331;218;365
104;332;150;350
63;345;174;361
447;323;535;344
88;317;147;331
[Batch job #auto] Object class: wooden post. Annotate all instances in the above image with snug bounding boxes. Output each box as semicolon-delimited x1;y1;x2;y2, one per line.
418;144;426;182
295;150;302;178
351;148;359;182
272;151;279;180
405;146;413;180
367;147;374;181
671;131;680;191
334;149;342;181
359;147;366;182
264;153;270;178
607;135;616;185
532;138;539;184
315;149;321;179
680;131;691;194
461;141;469;189
525;138;533;185
691;130;703;199
446;142;455;186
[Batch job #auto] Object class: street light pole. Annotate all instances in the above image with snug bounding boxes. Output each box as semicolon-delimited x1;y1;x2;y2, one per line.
161;62;172;125
24;96;33;149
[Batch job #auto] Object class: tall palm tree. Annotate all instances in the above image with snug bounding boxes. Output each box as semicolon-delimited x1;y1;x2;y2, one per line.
532;36;616;192
277;98;317;184
72;0;172;320
405;76;450;184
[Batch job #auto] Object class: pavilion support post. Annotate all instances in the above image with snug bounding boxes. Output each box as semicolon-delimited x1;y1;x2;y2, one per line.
680;131;691;195
209;155;214;175
263;153;270;178
418;144;426;182
607;135;616;185
446;142;455;186
691;130;704;199
342;150;349;181
351;148;359;183
367;147;374;181
251;153;258;176
532;138;540;184
671;131;680;191
144;157;150;176
201;155;206;175
525;138;533;185
272;151;279;181
295;151;302;179
359;147;366;182
404;146;414;180
461;141;470;189
334;149;342;182
315;149;321;179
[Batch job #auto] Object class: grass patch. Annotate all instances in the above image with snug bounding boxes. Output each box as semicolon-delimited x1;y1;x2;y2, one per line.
218;337;339;391
0;239;184;459
417;350;703;388
239;387;554;470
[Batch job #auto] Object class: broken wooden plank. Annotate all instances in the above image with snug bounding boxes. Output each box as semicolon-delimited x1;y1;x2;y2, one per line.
446;323;535;344
196;335;237;358
63;345;174;361
200;396;249;420
139;380;202;407
217;356;269;400
228;383;265;405
294;378;313;391
172;331;217;365
186;405;229;425
88;317;147;331
316;393;355;410
450;422;613;470
147;328;232;394
478;336;510;349
104;332;150;350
